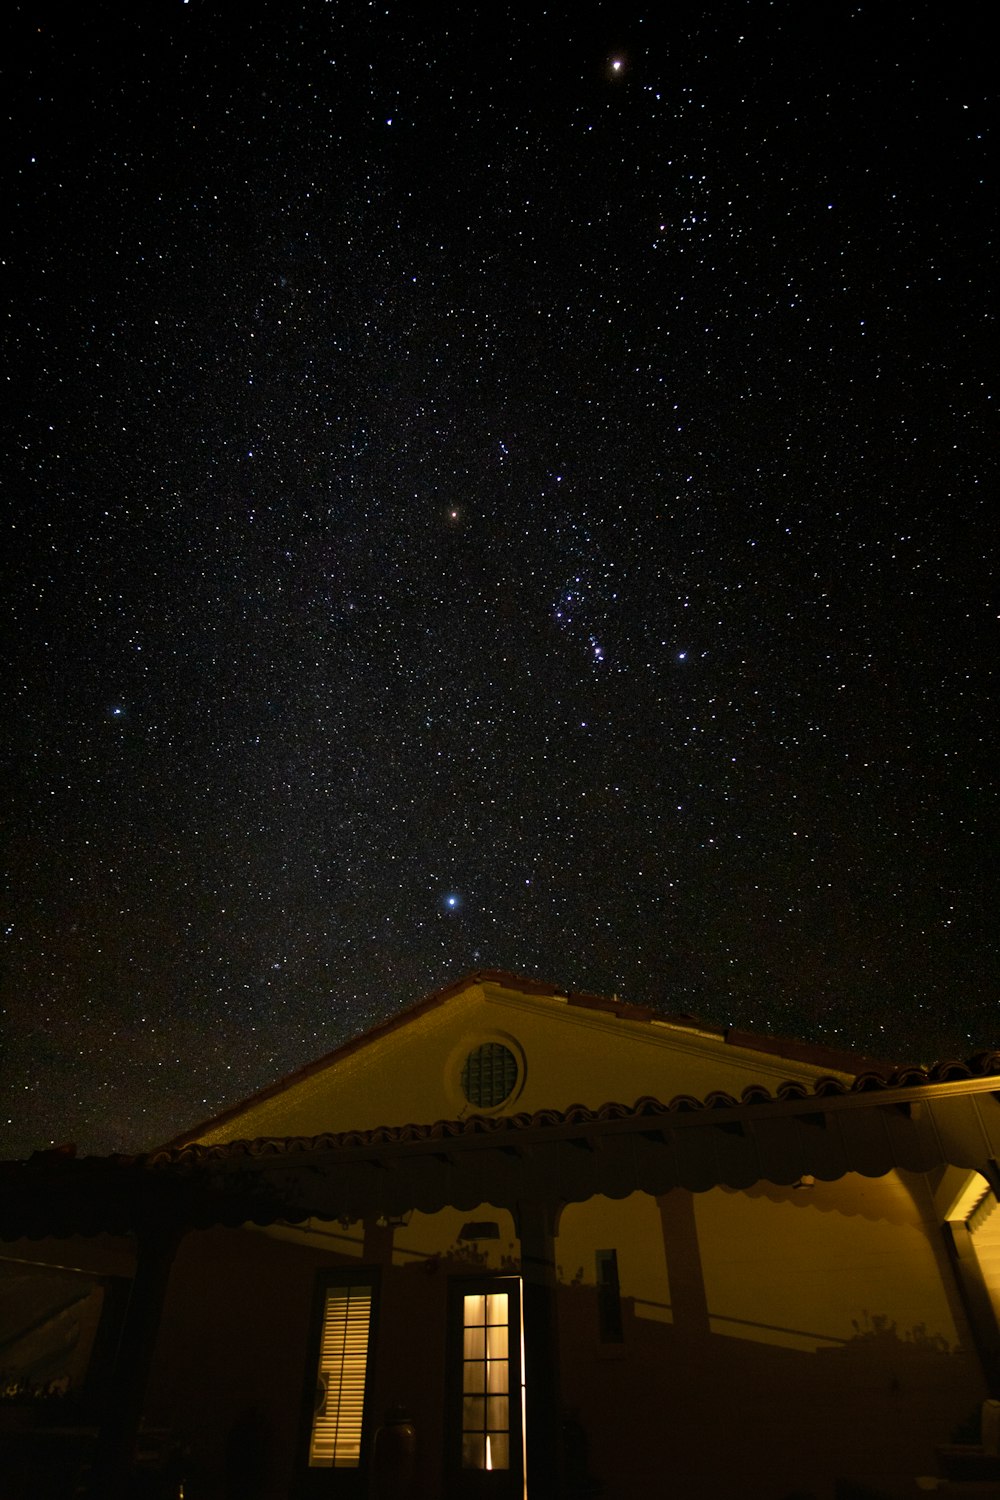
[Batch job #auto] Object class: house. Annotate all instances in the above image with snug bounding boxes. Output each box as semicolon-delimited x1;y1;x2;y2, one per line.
2;969;1000;1500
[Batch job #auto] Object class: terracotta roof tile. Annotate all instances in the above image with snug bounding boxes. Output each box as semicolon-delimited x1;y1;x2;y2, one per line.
4;1050;1000;1240
143;1045;1000;1166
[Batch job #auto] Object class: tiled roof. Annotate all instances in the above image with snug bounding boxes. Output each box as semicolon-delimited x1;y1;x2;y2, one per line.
16;1044;1000;1170
150;1045;1000;1163
4;1048;1000;1240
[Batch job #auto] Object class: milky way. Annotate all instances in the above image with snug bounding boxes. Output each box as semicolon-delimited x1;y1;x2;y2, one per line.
3;3;995;1157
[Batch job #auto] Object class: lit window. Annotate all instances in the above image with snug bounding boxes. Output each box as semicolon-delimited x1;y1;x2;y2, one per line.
461;1043;518;1108
450;1276;525;1492
308;1277;376;1469
462;1290;511;1470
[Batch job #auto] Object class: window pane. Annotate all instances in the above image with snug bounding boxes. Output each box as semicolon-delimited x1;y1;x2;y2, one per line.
486;1359;508;1393
486;1396;509;1430
486;1324;508;1359
486;1292;508;1325
463;1395;485;1430
486;1432;510;1470
464;1361;485;1393
464;1294;486;1326
463;1326;485;1360
462;1433;485;1469
461;1044;518;1108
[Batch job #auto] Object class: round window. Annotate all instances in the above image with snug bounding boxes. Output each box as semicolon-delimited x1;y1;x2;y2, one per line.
461;1042;519;1109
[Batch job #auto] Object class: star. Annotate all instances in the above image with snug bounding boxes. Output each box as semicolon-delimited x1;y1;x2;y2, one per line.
3;0;990;1162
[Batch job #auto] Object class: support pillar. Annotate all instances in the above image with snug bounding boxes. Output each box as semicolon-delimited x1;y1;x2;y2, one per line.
944;1218;1000;1391
656;1189;710;1340
363;1215;396;1264
85;1219;183;1500
517;1197;563;1499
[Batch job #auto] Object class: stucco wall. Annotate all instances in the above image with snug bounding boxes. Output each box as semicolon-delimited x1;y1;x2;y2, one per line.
188;982;854;1145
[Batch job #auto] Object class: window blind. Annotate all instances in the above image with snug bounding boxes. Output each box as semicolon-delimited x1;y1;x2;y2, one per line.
309;1283;373;1468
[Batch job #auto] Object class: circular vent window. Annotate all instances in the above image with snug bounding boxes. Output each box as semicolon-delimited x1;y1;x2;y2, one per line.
461;1042;519;1109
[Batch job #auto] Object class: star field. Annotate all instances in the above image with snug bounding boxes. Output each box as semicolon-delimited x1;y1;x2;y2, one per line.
2;2;995;1158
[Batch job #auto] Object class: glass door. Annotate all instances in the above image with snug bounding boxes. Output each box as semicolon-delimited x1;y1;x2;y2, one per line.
448;1277;525;1498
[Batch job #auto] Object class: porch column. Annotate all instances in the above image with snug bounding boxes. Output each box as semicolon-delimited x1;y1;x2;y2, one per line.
85;1219;183;1500
944;1218;1000;1390
517;1197;563;1499
363;1215;396;1263
656;1189;710;1340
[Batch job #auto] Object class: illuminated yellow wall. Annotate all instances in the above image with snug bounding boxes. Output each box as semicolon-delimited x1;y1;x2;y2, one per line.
186;978;853;1145
695;1171;964;1354
553;1174;984;1498
391;1204;519;1274
557;1193;671;1324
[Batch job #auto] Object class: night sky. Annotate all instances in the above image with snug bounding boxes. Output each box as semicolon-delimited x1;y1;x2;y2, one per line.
3;2;995;1160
